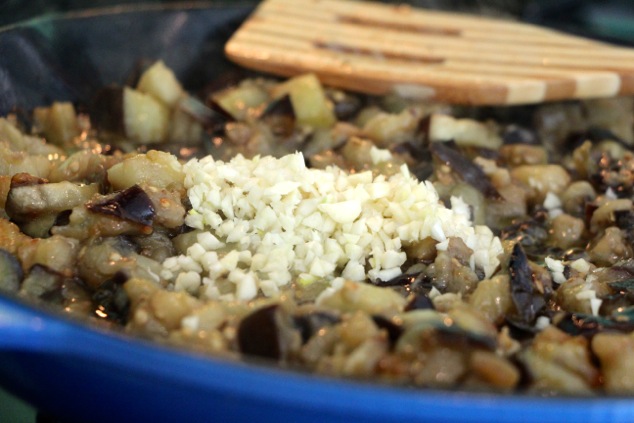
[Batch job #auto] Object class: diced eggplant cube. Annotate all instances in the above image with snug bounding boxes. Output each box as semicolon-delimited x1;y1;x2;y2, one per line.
137;60;184;107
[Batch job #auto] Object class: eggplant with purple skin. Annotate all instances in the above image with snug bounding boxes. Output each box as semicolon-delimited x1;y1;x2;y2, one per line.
237;304;301;360
92;272;130;324
507;243;546;327
77;236;163;291
20;264;66;302
371;315;403;347
0;248;23;293
501;124;539;145
328;90;363;121
5;173;99;237
261;95;296;138
396;314;497;356
91;86;169;145
405;294;435;311
293;310;340;344
5;177;100;219
87;185;155;226
554;309;634;338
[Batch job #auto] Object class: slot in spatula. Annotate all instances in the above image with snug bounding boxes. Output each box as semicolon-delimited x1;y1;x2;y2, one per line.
225;0;634;105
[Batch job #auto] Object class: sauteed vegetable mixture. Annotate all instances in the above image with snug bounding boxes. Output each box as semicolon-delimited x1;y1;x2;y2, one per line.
3;61;634;394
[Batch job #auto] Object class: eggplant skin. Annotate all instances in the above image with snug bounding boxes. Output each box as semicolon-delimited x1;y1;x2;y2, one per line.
508;243;545;325
237;304;283;360
91;86;125;136
430;141;501;200
0;248;23;293
87;185;155;226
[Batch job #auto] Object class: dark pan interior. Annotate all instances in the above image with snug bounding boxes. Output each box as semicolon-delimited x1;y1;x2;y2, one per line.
0;2;256;116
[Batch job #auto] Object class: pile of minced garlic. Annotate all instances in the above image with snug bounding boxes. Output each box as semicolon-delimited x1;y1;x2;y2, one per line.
161;149;503;301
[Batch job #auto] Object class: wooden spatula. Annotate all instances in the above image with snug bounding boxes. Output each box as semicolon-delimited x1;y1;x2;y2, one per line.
225;0;634;105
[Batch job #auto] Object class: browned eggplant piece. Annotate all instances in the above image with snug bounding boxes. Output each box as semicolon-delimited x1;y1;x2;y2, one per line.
32;101;80;146
500;210;550;261
204;97;236;127
177;95;229;132
261;95;296;138
371;315;403;347
566;127;628;150
404;293;435;311
430;141;501;200
132;229;177;263
292;310;340;344
20;264;65;301
595;262;634;315
92;272;130;324
19;215;60;239
47;149;119;185
435;325;498;352
327;90;363;121
614;209;634;244
86;185;155;226
237;304;301;360
140;184;186;229
396;316;498;355
501;124;539;145
77;236;163;290
0;248;23;292
5;173;99;237
5;173;99;222
553;311;634;338
597;292;634;317
589;150;634;199
91;86;169;145
376;269;435;301
261;94;294;119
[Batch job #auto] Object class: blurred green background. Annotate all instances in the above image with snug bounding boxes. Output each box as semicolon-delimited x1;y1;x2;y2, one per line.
0;389;35;423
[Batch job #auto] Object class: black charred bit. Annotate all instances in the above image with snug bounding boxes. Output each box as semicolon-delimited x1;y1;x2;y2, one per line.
566;127;628;151
92;272;130;324
554;311;634;338
238;304;283;360
262;94;294;118
614;209;634;243
372;315;403;347
87;185;155;226
91;86;125;135
376;272;418;287
502;124;538;145
608;278;634;294
178;95;231;131
435;326;497;352
501;213;550;261
329;91;363;121
405;293;435;311
261;95;296;138
293;311;340;343
509;243;544;325
589;152;634;199
505;316;541;341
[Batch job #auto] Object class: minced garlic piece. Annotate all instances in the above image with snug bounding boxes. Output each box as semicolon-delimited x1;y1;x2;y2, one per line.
162;152;503;301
